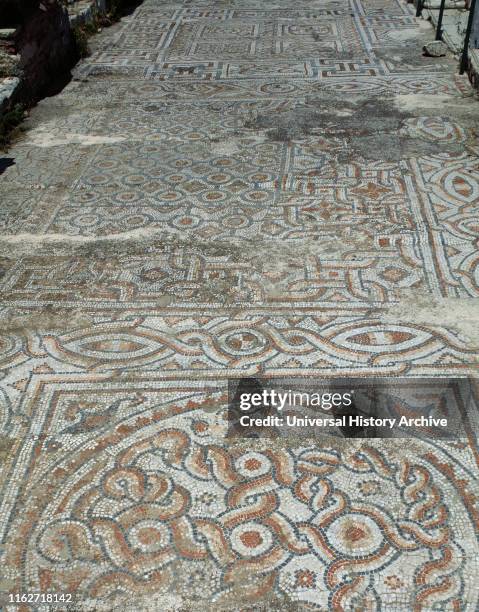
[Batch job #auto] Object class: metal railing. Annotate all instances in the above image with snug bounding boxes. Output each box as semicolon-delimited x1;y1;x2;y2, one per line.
416;0;478;74
460;0;478;72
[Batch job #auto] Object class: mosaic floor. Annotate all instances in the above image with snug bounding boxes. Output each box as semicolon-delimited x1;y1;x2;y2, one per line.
1;0;479;609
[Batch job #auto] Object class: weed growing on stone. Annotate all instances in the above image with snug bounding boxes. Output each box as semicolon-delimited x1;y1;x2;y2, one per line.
72;20;100;58
0;104;25;149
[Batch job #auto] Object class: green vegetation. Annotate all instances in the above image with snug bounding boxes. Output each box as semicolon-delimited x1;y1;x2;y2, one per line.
72;19;101;58
0;104;25;149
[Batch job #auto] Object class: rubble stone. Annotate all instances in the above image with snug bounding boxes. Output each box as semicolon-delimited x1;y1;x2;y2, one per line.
423;39;448;56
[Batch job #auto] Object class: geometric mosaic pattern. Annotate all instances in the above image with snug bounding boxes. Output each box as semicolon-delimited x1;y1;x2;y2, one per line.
1;0;479;609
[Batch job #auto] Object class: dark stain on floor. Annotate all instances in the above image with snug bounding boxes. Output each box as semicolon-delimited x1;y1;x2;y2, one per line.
0;158;15;175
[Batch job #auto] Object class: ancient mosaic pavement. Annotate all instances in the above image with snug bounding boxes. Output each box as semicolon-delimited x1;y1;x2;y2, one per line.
1;0;479;609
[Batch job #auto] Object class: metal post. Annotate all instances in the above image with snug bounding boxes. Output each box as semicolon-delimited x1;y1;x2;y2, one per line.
416;0;424;17
435;0;447;40
460;0;478;74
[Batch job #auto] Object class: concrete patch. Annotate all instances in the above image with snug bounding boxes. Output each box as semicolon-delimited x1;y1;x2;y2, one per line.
387;28;424;43
22;130;126;146
209;139;242;156
393;92;479;113
382;290;479;346
0;308;93;332
0;228;244;257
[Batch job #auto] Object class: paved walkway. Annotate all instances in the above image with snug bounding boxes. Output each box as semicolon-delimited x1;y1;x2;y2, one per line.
1;0;479;609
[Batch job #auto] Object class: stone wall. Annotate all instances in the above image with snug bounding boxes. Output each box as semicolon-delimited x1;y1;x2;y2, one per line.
14;0;76;102
0;0;76;122
0;0;140;135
